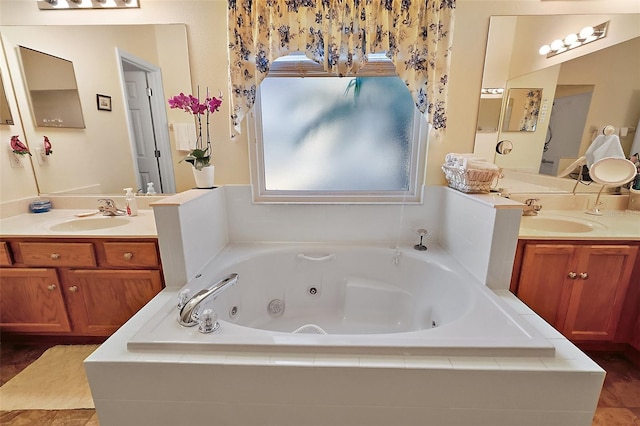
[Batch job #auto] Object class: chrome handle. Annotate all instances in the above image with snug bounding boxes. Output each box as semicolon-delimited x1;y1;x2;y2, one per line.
568;272;577;279
69;285;78;292
123;252;133;260
579;272;589;280
50;253;61;260
47;284;56;291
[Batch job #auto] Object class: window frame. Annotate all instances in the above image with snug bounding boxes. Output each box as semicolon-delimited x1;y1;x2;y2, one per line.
247;54;429;204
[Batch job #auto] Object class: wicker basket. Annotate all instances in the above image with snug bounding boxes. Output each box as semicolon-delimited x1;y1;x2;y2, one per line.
442;164;502;194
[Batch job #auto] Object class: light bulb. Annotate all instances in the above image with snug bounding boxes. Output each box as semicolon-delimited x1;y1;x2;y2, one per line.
579;26;594;39
564;33;578;45
550;39;565;51
538;45;551;55
538;44;551;55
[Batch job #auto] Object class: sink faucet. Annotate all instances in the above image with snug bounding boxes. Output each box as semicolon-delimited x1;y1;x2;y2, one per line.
178;273;239;328
523;198;542;216
98;198;126;216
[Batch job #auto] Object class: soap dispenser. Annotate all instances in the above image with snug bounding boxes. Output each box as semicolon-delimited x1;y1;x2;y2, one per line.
124;188;138;216
146;182;157;196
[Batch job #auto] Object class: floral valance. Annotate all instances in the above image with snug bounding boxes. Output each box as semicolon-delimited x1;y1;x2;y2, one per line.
227;0;455;138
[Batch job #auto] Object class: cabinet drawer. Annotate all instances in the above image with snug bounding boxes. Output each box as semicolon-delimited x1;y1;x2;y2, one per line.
0;242;12;266
18;242;96;267
102;242;159;268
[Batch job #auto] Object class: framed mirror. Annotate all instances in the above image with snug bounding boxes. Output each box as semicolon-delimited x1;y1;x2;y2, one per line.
18;46;85;128
0;73;14;125
501;88;542;132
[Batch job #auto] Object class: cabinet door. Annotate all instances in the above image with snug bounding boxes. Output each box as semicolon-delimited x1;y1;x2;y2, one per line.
64;269;163;336
516;244;577;328
563;245;638;341
0;268;71;333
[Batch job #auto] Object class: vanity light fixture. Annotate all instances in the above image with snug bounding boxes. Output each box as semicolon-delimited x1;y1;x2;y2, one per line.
37;0;138;9
481;88;504;97
538;21;608;58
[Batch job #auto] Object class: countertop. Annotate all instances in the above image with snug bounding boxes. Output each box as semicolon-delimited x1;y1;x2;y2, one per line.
518;209;640;241
0;209;157;238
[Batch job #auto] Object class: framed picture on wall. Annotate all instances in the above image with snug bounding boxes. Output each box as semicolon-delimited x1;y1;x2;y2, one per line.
96;94;112;111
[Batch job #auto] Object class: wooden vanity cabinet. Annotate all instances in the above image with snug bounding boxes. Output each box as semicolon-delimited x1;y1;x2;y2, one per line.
0;238;164;337
511;240;638;342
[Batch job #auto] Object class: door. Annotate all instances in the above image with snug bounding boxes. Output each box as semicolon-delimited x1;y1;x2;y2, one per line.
64;269;163;336
0;268;71;333
563;245;638;341
516;244;576;328
539;90;593;176
124;70;162;192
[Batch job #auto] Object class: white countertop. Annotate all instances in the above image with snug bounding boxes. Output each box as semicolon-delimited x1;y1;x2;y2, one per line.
0;209;157;238
518;209;640;241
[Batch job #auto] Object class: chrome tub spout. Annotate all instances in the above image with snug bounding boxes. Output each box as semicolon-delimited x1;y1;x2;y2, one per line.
178;273;238;327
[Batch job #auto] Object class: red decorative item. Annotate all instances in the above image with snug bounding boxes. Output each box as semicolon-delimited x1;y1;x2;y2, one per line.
10;135;31;156
44;136;53;155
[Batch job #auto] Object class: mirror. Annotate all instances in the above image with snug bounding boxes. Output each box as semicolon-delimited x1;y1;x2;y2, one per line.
0;74;14;125
18;46;85;128
501;88;542;132
0;24;193;200
475;14;640;186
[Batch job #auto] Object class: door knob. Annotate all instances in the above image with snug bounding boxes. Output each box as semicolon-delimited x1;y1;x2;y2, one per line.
568;272;577;279
50;253;61;260
579;272;589;280
47;284;56;291
123;252;133;260
68;285;78;292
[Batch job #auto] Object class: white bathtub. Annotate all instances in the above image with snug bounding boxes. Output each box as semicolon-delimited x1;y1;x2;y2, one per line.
130;243;553;357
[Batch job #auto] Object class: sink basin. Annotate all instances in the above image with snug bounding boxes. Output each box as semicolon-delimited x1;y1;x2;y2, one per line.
49;217;131;232
520;215;605;233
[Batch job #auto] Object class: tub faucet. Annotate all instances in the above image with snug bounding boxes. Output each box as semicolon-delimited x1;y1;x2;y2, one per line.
523;198;542;216
178;273;239;327
98;198;126;216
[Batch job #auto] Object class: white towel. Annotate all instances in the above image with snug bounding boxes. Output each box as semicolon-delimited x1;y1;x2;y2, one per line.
172;122;197;151
445;153;499;171
585;134;625;168
630;117;640;158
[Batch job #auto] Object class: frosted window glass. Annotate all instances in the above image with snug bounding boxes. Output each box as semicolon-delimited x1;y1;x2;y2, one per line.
259;76;415;191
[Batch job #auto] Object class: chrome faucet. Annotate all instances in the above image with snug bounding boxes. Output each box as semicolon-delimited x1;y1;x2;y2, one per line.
523;198;542;216
178;273;239;328
98;198;126;216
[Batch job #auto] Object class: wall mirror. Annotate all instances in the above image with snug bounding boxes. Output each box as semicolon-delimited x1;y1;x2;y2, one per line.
0;73;13;125
501;88;542;132
18;46;85;128
474;14;639;182
0;24;192;201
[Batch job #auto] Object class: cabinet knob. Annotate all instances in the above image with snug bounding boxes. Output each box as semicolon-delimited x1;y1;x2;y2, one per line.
68;285;78;292
123;252;133;260
579;272;589;280
568;272;577;279
50;253;61;260
47;284;56;291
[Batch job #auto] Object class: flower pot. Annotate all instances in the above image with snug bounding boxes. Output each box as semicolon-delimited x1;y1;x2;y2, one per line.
192;165;215;188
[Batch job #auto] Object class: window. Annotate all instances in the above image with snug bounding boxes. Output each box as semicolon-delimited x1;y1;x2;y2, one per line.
248;53;428;203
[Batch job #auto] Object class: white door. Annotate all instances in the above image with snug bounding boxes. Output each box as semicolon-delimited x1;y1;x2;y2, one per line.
124;70;162;192
540;91;593;176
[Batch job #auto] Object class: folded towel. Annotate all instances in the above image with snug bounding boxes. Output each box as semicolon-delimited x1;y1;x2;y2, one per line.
445;153;499;171
585;134;625;168
172;122;197;151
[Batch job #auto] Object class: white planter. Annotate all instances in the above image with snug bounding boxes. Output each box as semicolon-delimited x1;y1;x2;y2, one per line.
192;165;215;188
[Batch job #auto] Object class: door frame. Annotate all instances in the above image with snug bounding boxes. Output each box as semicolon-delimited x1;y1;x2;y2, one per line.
116;49;176;193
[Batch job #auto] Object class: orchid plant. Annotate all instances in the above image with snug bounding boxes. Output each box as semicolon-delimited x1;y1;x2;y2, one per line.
168;87;222;170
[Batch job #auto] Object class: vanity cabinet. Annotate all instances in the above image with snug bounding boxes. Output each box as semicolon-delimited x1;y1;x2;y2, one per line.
511;241;638;342
0;238;164;337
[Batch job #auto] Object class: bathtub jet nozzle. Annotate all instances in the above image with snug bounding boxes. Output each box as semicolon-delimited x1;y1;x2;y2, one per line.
178;273;239;327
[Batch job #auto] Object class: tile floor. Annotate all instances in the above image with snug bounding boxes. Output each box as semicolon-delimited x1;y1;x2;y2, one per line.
0;342;639;425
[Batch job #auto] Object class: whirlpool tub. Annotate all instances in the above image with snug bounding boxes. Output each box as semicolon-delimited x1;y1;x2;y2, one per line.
129;243;554;357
